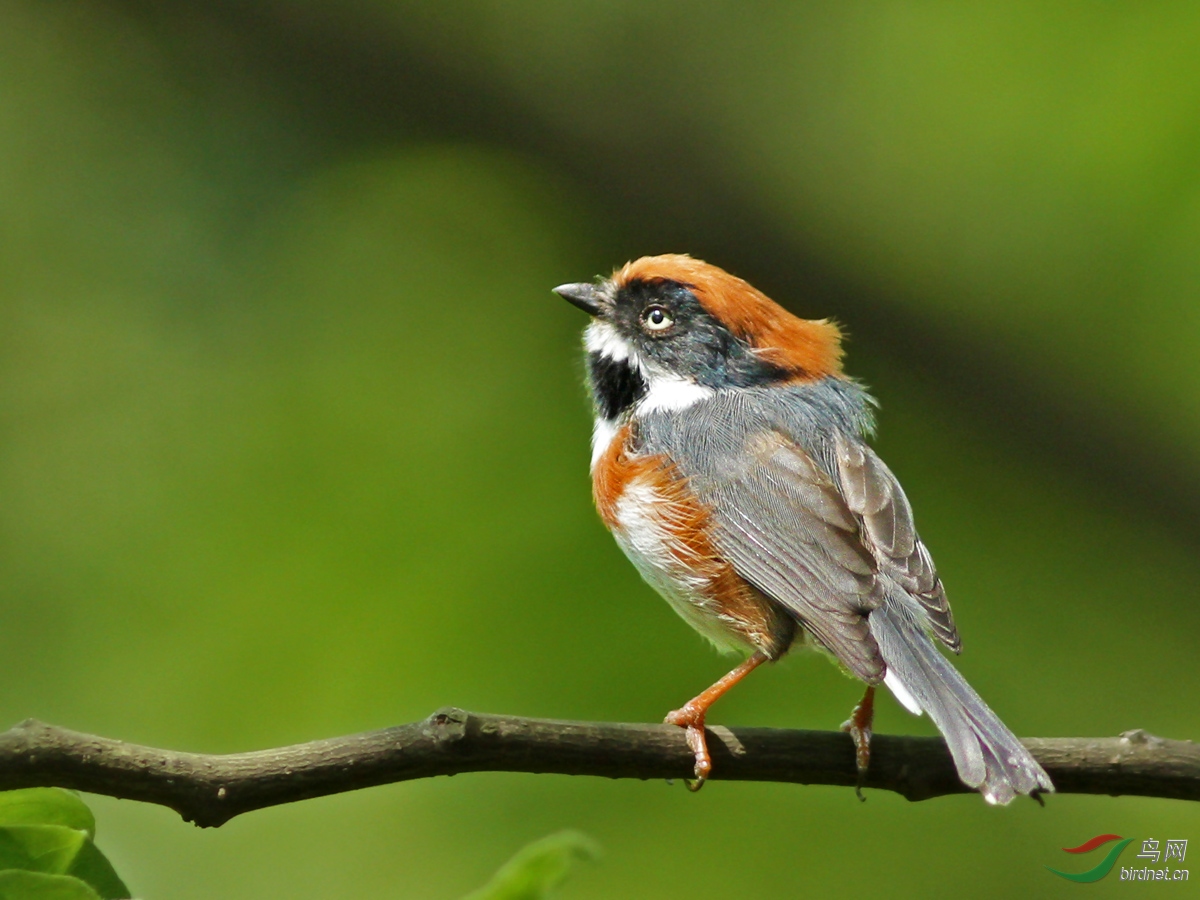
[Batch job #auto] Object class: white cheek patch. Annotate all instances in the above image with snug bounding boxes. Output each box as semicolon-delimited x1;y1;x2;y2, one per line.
585;319;715;417
637;372;714;415
584;321;635;363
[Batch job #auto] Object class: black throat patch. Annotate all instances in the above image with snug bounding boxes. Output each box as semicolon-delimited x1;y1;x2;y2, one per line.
587;351;647;420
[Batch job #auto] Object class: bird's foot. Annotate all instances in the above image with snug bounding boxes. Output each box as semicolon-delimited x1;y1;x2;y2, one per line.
840;685;876;801
663;652;770;791
664;704;711;791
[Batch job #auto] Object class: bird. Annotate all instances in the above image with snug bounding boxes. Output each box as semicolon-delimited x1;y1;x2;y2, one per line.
553;253;1053;804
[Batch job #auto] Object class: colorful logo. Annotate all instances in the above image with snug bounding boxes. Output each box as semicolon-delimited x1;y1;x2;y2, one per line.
1047;834;1134;882
1048;835;1189;883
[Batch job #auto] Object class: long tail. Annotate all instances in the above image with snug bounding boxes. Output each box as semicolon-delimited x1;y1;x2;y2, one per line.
869;598;1053;805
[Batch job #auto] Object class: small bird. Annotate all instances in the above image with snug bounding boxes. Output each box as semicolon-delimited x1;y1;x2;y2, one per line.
554;254;1052;804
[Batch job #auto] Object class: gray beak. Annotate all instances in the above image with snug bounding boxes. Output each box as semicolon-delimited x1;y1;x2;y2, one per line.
553;282;604;317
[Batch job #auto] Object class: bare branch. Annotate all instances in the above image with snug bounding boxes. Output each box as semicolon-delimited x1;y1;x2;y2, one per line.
0;710;1193;827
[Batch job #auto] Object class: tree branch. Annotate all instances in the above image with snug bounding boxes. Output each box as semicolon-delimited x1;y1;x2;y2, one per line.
0;710;1193;827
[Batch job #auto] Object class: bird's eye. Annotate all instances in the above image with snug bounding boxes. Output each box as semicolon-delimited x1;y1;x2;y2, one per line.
640;305;674;333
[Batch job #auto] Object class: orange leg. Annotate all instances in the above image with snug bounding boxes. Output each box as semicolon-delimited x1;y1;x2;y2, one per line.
840;685;875;801
665;651;769;790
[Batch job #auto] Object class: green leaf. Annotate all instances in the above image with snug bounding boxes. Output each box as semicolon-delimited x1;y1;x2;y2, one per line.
64;841;130;900
0;827;86;875
0;791;95;838
462;831;600;900
0;827;129;899
0;792;128;897
0;870;103;900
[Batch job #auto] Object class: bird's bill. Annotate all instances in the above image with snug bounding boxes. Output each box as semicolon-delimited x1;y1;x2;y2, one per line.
553;282;605;317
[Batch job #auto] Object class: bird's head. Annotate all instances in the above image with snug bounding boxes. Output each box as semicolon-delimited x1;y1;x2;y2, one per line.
555;254;844;420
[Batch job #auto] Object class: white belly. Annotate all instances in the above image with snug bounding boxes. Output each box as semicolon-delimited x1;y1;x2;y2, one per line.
611;481;756;655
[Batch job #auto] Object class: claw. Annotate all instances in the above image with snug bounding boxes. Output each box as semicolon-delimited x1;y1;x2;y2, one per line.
665;707;712;789
840;685;876;801
664;652;770;791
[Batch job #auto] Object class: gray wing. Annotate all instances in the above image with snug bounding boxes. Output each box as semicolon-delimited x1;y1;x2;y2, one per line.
699;430;887;681
834;432;961;653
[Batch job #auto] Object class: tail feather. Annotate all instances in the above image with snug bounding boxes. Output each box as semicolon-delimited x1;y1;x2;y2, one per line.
870;600;1053;805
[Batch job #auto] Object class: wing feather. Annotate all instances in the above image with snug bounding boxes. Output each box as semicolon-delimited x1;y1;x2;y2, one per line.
695;430;886;681
834;433;961;652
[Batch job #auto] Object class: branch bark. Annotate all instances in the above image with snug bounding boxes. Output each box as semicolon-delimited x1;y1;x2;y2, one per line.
0;710;1194;827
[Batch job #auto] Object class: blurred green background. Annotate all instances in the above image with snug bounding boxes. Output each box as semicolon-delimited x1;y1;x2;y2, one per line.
1;2;1197;897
